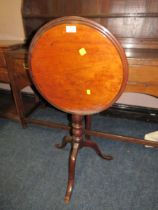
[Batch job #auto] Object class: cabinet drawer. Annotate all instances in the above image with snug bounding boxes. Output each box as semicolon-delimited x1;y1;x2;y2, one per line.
126;82;158;97
14;58;28;73
126;64;158;96
128;65;158;85
0;51;6;66
13;58;31;88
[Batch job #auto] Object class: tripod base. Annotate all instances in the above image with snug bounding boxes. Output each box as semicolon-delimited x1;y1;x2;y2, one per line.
55;115;113;203
55;136;113;160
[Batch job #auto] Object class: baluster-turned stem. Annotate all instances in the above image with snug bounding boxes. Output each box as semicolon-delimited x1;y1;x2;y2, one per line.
72;115;83;143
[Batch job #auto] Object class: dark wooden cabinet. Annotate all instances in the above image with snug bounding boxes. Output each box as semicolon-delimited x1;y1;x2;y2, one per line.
0;42;39;127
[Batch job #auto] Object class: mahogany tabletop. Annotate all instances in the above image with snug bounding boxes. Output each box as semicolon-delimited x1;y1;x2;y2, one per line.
29;16;128;115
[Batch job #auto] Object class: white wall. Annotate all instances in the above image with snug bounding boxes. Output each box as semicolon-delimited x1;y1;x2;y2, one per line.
0;0;25;40
0;0;157;108
117;92;158;109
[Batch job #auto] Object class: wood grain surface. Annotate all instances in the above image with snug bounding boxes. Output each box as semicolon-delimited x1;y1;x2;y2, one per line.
29;17;128;114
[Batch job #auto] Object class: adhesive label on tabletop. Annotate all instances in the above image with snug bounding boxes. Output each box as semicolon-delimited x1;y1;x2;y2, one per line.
66;26;76;33
79;48;87;56
86;89;91;95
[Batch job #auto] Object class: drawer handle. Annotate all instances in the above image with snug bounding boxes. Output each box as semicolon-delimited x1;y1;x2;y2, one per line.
23;63;29;70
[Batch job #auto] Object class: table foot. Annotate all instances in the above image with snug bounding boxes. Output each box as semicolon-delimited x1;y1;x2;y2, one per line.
55;136;72;149
64;142;80;203
80;140;113;160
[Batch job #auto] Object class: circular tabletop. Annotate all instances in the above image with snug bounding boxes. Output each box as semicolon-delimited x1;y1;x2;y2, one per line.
29;16;128;115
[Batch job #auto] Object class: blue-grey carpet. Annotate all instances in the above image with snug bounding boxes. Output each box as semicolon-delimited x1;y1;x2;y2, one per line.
0;107;158;210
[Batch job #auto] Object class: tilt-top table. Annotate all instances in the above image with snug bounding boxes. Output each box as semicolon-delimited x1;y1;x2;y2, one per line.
28;16;128;203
